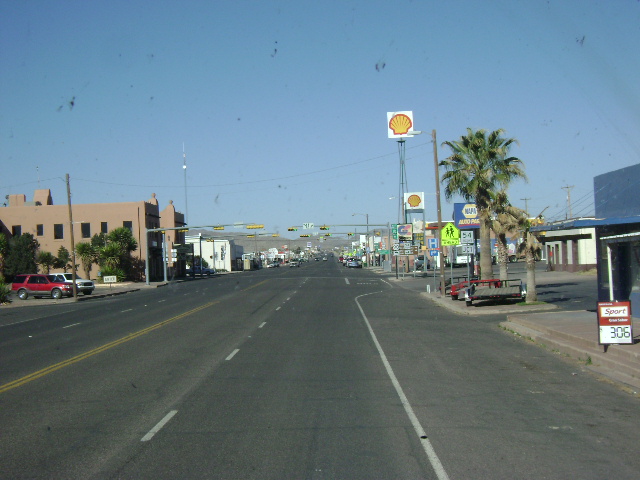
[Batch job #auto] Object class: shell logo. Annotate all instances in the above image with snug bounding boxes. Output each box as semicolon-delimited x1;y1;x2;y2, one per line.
389;114;412;136
407;194;422;207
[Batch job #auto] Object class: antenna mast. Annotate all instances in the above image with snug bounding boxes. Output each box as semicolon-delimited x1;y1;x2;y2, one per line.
183;143;188;225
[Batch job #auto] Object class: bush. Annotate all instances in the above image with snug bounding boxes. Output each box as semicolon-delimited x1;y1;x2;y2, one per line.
0;281;10;304
99;267;126;283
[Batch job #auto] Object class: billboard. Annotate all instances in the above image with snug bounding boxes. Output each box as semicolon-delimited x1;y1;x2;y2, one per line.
404;192;425;212
454;203;480;229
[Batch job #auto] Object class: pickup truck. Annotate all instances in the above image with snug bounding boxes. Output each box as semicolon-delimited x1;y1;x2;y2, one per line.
464;278;526;306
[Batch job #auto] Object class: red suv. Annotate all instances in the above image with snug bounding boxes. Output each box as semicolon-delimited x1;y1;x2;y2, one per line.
11;274;74;300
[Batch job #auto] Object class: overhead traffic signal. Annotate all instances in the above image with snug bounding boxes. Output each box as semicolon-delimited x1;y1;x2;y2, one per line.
300;234;310;237
288;227;298;231
319;226;330;230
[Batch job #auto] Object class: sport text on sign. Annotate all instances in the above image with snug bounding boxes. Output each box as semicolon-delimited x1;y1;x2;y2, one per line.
597;301;633;345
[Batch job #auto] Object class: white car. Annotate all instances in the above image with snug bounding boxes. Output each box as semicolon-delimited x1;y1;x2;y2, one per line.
52;273;95;295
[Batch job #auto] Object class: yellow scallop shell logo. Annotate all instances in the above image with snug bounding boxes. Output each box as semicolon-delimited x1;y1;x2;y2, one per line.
389;114;412;135
407;194;421;207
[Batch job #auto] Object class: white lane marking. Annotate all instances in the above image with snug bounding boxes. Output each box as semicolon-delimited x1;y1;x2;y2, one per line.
121;309;133;313
62;323;81;329
276;306;281;311
259;322;266;328
345;278;350;285
226;349;240;361
381;279;392;287
355;293;450;480
286;297;291;301
141;410;178;442
158;299;166;303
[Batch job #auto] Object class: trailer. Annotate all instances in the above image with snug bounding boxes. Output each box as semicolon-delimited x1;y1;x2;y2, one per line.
464;279;526;306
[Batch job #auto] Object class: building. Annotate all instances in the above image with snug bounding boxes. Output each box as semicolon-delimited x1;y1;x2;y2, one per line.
540;225;597;272
534;163;640;312
0;189;185;281
184;234;243;272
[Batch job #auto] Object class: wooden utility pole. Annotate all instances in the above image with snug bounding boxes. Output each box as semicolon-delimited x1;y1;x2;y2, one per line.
521;197;531;216
561;185;574;219
433;130;446;296
66;174;78;300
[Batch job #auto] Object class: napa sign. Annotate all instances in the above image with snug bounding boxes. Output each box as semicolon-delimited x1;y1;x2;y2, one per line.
454;203;480;229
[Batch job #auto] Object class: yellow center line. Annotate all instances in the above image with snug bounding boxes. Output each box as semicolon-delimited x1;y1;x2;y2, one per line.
0;300;218;395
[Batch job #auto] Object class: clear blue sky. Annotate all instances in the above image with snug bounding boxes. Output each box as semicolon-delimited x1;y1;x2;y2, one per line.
2;0;640;235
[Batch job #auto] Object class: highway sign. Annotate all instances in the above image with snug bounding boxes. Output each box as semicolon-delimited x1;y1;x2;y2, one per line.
427;238;438;249
303;223;314;230
461;230;474;244
461;245;476;254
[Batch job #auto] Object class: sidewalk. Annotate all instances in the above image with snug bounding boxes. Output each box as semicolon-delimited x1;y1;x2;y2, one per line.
374;266;640;392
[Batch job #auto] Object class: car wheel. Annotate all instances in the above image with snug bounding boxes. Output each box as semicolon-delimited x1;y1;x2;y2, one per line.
451;294;458;301
17;289;28;300
466;300;472;307
51;288;62;300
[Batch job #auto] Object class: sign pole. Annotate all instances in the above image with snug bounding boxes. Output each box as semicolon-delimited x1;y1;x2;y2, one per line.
433;130;446;296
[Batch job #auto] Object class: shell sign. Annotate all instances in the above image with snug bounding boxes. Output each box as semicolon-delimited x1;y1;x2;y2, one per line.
404;192;425;212
387;111;415;138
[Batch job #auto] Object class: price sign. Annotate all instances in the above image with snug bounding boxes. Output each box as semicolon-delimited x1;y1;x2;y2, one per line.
597;301;633;345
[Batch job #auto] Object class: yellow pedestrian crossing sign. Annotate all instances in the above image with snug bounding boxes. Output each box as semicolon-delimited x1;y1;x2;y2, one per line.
441;222;460;246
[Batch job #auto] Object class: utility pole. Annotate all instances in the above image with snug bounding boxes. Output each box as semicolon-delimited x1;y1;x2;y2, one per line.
433;130;446;296
561;185;574;219
521;197;531;216
66;174;78;300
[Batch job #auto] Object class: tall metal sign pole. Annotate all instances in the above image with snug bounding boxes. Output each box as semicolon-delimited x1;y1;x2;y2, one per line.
432;130;446;296
66;174;78;301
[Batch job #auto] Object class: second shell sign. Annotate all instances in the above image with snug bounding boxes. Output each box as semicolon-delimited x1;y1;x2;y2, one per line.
387;111;416;138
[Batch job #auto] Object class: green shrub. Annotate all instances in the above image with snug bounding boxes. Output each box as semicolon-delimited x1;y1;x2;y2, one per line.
99;267;126;283
0;281;10;304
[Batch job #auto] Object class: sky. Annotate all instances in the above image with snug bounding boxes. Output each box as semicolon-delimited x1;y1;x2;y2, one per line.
2;0;640;238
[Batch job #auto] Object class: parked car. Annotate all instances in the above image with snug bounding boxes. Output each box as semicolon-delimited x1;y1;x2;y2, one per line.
347;259;362;268
289;261;300;267
186;266;216;276
267;261;280;268
51;272;95;295
11;274;75;300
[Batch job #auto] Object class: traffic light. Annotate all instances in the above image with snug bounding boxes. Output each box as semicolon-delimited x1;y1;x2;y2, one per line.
213;225;224;230
319;226;329;230
300;234;310;238
347;232;354;236
288;227;298;231
324;233;331;237
246;234;255;238
246;224;264;229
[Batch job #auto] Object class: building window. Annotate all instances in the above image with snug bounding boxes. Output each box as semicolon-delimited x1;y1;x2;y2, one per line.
54;223;64;240
12;225;22;237
101;222;108;234
123;221;133;231
36;224;44;236
81;222;91;238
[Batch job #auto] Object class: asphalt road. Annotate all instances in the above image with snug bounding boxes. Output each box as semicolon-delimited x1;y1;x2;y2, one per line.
1;259;638;479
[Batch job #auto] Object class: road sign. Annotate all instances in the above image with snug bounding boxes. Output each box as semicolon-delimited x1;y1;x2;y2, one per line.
303;223;314;230
598;301;633;345
429;249;439;257
440;222;460;246
427;238;438;249
461;230;474;244
461;245;476;254
392;224;398;240
103;275;117;283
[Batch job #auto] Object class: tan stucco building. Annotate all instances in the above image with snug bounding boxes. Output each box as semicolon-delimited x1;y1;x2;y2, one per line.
0;189;185;281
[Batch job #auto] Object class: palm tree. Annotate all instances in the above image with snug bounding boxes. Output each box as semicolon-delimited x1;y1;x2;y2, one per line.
75;242;97;279
441;128;527;280
517;215;544;302
491;191;526;280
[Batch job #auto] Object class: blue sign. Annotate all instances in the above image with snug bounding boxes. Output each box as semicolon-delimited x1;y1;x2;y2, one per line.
429;249;439;257
454;202;480;229
428;238;439;249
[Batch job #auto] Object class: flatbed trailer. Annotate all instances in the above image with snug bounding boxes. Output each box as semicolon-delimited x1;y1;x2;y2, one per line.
464;279;526;306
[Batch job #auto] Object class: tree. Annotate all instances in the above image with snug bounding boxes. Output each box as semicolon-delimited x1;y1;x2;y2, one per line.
517;216;544;302
75;242;97;279
491;191;526;281
0;233;8;282
4;233;39;279
55;246;72;272
37;251;57;273
441;128;527;279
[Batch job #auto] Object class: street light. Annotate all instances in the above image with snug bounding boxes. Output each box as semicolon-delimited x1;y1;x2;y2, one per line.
352;213;369;266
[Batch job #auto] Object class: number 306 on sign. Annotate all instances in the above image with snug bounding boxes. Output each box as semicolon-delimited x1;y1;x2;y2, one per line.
597;301;633;345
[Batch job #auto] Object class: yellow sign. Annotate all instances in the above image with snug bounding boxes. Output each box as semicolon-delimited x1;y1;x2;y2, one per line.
441;222;460;246
213;226;224;230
